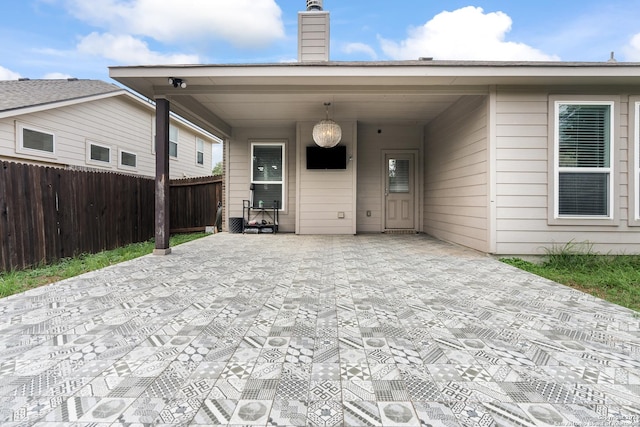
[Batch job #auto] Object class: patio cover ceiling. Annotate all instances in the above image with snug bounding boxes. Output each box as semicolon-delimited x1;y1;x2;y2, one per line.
109;60;640;139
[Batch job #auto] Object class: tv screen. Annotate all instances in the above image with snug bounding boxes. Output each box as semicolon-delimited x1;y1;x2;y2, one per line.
306;145;347;169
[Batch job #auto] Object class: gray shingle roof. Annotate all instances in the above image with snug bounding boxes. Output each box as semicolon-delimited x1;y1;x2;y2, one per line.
0;79;123;113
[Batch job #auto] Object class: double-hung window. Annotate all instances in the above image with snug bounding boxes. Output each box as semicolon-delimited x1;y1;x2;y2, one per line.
554;101;614;219
251;142;285;210
196;137;205;166
169;124;178;158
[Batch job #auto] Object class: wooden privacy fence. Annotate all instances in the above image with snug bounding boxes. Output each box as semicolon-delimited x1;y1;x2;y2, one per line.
0;161;222;271
170;175;222;233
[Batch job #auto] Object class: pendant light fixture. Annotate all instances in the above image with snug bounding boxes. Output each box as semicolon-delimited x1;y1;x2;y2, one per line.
312;102;342;148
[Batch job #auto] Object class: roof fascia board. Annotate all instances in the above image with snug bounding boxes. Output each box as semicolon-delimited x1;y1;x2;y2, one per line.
110;63;640;79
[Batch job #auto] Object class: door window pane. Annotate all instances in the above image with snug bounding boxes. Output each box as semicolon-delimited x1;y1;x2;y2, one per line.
389;159;410;193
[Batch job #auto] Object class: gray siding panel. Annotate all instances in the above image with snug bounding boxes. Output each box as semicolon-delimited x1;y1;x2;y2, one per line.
297;122;356;235
494;88;639;255
424;95;489;252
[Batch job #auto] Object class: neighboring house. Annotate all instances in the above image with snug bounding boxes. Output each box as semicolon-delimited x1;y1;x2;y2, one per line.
0;79;216;179
109;2;640;255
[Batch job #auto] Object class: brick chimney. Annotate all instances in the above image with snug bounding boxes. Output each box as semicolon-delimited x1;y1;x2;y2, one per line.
298;0;330;62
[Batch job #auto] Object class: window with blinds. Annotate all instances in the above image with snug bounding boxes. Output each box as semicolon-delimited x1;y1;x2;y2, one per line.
251;142;285;209
19;125;55;154
556;102;613;217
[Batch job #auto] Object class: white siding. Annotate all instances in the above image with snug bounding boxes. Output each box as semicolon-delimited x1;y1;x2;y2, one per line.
356;124;424;233
227;127;297;233
494;87;638;255
0;95;213;179
297;121;356;234
424;95;489;252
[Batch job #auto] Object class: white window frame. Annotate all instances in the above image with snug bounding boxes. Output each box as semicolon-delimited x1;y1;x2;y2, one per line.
118;149;137;171
548;97;618;225
86;140;112;166
169;124;179;158
250;141;286;211
16;122;56;158
631;99;640;226
196;137;205;167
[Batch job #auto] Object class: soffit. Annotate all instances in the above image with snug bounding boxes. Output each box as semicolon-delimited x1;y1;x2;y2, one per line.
109;61;640;138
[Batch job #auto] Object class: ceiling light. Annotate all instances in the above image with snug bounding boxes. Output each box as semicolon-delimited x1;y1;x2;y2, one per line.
312;102;342;148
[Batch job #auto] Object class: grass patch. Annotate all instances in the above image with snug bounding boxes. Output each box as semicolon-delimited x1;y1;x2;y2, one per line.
501;242;640;312
0;233;208;298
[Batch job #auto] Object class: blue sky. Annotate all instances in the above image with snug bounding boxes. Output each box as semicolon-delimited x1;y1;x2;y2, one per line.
2;0;640;83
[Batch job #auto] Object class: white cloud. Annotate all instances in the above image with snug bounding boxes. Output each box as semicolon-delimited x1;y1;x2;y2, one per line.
43;72;74;79
77;32;199;65
343;43;377;60
0;65;21;80
65;0;285;48
622;33;640;61
379;6;558;61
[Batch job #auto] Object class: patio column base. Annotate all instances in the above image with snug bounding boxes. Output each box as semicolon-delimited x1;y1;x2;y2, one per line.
153;248;172;256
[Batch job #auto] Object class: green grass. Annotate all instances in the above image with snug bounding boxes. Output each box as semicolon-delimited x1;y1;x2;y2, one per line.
0;233;208;298
501;242;640;312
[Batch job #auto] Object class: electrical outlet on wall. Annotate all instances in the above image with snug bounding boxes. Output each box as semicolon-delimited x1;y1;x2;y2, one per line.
338;212;345;219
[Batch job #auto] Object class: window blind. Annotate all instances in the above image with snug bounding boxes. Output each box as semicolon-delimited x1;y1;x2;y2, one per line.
558;104;610;168
558;173;609;216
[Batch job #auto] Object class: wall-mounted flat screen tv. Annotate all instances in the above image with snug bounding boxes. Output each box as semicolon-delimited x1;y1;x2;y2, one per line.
306;145;347;169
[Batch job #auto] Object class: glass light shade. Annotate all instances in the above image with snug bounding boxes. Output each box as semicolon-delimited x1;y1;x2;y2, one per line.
312;119;342;148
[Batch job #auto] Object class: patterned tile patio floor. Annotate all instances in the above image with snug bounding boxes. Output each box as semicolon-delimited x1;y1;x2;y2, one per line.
0;233;639;426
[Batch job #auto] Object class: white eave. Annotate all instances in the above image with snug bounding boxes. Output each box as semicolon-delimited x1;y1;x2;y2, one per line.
109;60;640;139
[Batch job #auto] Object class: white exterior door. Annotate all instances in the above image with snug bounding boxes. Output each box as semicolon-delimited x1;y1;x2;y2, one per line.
385;153;415;230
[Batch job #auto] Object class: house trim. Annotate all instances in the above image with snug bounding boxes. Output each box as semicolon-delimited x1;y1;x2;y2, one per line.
487;87;498;253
